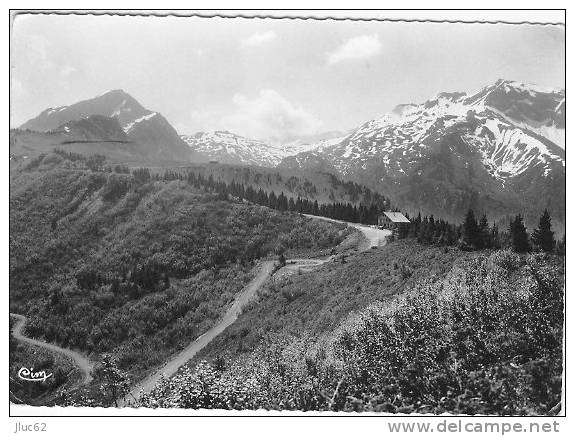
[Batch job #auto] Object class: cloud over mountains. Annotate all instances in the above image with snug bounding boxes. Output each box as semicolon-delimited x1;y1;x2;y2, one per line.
220;89;322;142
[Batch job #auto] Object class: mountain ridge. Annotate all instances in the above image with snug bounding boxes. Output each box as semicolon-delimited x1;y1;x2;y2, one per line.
181;130;345;167
279;79;565;230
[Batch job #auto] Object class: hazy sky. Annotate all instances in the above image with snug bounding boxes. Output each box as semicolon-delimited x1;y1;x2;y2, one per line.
11;14;565;141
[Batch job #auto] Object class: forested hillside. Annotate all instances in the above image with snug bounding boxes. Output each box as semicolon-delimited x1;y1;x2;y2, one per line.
9;151;349;402
153;163;390;211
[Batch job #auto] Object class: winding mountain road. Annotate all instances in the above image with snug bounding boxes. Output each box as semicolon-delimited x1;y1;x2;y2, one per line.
122;214;391;406
9;214;392;407
121;260;277;406
10;313;94;384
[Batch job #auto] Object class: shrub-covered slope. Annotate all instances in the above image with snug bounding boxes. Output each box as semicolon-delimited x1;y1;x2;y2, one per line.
140;243;564;415
194;241;466;360
9;153;347;382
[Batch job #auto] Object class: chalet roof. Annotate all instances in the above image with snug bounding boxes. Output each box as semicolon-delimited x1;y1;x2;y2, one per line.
382;211;411;223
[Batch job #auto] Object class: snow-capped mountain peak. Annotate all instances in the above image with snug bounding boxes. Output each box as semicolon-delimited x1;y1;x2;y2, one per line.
280;79;564;181
181;130;342;167
182;131;281;166
20;89;150;132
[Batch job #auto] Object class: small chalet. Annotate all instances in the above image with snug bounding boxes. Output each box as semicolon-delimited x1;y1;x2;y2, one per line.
377;211;410;230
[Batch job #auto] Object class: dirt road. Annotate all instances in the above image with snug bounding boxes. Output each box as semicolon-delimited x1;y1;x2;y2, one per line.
303;214;392;251
121;260;276;406
121;214;390;406
12;213;391;407
10;313;94;384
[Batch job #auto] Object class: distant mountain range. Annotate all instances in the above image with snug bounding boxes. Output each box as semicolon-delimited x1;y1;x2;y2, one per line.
181;130;345;167
14;89;345;167
280;79;565;229
11;79;565;230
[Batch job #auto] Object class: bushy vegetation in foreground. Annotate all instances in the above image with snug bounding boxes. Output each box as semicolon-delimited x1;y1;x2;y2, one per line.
137;250;563;415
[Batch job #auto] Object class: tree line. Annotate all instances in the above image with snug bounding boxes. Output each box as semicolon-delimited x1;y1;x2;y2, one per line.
155;168;565;256
43;151;566;257
183;170;387;225
394;208;563;255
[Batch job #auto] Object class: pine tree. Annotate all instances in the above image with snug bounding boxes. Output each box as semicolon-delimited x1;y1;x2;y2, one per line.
462;209;479;249
418;216;429;244
268;191;277;209
531;209;555;252
509;214;530;253
478;213;490;249
428;215;436;243
490;223;501;249
409;213;421;238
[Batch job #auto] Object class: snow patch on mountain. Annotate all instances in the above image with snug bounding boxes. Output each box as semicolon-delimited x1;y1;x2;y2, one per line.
471;116;563;182
279;136;346;156
124;112;158;133
501;81;564;97
486;104;565;150
46;106;69;116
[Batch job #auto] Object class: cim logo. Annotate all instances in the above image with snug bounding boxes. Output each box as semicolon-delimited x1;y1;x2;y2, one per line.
17;367;53;382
